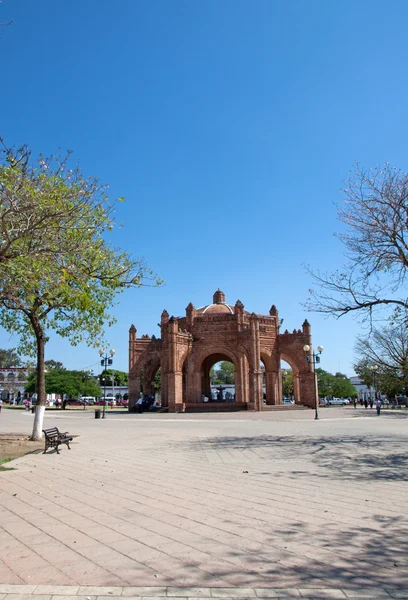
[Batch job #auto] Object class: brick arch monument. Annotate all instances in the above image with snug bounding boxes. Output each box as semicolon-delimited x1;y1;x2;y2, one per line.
128;289;318;412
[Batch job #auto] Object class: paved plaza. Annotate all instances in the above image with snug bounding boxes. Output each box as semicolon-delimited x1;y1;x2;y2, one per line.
0;407;407;599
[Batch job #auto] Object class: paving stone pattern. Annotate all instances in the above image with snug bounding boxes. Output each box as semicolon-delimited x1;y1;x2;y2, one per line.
0;408;407;594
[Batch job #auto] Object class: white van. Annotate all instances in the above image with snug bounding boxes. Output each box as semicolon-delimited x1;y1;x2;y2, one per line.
80;396;96;405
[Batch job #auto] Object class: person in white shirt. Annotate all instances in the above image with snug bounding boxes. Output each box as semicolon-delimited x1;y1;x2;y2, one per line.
136;394;143;413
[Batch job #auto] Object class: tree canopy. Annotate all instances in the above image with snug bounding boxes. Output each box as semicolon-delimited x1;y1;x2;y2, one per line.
0;348;21;367
282;369;294;397
314;368;357;398
306;163;408;326
26;369;101;398
44;359;65;370
0;143;161;439
211;361;235;385
98;369;128;387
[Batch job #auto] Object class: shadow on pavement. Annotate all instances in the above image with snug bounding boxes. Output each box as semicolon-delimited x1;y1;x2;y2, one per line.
190;433;408;482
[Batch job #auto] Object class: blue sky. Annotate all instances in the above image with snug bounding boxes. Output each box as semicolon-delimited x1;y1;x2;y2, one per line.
1;0;408;376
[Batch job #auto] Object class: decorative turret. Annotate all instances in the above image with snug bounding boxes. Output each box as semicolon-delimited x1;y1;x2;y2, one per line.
234;299;244;313
302;319;311;335
213;289;226;304
129;324;137;341
186;302;196;328
186;302;194;311
161;309;169;325
269;304;278;316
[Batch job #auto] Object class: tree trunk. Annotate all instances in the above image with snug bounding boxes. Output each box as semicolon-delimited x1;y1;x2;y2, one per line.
31;323;46;441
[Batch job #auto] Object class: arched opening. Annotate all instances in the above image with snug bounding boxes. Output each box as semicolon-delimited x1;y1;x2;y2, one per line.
200;352;237;403
6;372;15;382
280;356;301;405
281;359;294;404
143;360;161;398
153;367;161;396
210;360;235;401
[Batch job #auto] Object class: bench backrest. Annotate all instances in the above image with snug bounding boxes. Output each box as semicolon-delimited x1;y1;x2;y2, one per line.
43;427;60;439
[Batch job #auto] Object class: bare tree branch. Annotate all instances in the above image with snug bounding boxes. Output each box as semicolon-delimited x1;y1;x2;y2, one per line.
305;163;408;325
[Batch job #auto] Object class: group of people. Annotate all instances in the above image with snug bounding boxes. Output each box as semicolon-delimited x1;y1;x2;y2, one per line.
135;393;160;413
353;397;382;415
201;390;236;403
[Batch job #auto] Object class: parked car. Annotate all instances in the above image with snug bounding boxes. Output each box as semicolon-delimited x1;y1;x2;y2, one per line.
328;398;349;406
66;398;92;406
116;399;129;407
96;398;116;406
282;398;295;404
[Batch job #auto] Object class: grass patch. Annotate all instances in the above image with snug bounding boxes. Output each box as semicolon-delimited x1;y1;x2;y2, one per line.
0;434;43;472
0;457;16;471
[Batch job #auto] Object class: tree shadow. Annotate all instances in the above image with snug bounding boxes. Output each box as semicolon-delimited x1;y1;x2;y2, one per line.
180;434;408;589
189;433;408;481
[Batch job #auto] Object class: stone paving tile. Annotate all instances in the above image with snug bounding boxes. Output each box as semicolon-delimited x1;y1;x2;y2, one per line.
167;590;211;597
3;596;52;600
253;592;288;599
77;589;123;597
32;589;80;596
210;591;256;598
298;590;347;599
0;588;37;595
50;597;96;600
254;592;301;599
342;591;393;598
122;589;167;597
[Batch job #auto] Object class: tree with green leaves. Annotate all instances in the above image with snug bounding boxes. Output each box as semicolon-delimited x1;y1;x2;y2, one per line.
44;359;65;370
0;348;21;367
153;368;161;392
315;368;357;398
98;369;128;387
282;369;294;398
331;373;358;398
0;145;161;439
211;361;235;385
26;369;101;401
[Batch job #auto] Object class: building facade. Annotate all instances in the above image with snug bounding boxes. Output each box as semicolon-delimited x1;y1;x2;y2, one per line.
128;290;318;412
0;368;29;402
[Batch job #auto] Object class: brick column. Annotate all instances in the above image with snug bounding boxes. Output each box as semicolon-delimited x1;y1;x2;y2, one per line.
128;325;137;410
167;372;183;412
250;313;263;411
265;371;275;404
299;371;316;408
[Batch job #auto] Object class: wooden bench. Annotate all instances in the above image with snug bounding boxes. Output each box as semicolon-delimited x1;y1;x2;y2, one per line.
42;427;73;454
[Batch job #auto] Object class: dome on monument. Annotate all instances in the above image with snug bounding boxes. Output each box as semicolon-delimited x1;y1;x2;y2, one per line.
196;289;235;315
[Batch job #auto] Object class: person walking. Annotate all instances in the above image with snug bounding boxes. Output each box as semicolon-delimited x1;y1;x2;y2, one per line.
364;398;368;409
376;399;382;416
353;398;357;409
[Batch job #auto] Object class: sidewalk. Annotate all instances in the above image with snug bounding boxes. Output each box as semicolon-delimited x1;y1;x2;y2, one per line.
0;584;406;599
0;409;407;593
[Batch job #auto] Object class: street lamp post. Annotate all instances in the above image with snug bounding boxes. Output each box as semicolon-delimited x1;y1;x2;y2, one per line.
99;348;115;419
303;344;324;420
370;365;379;401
